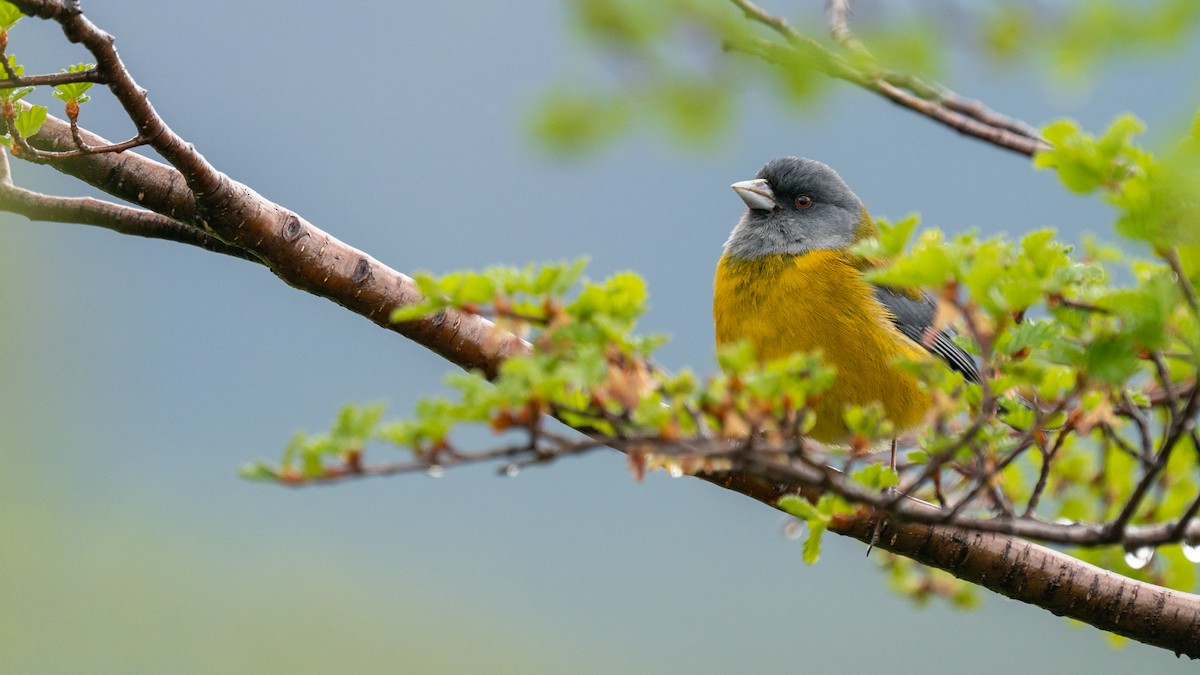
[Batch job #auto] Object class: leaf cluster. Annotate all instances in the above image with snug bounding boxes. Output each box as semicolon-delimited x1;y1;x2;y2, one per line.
1;1;96;146
249;260;841;486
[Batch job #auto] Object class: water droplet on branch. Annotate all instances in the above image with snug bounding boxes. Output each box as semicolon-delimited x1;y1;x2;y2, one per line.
1124;546;1154;570
1182;542;1200;563
782;518;806;540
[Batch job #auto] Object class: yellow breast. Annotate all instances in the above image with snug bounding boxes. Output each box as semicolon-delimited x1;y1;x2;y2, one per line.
713;251;930;442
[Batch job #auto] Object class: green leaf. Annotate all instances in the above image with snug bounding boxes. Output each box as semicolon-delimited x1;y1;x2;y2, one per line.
280;430;308;470
580;271;646;320
778;494;822;521
1097;113;1145;155
982;6;1029;59
878;214;921;256
530;88;630;153
332;402;385;439
778;494;843;564
13;104;46;138
0;55;33;102
1057;160;1102;193
391;300;441;323
1035;116;1146;195
857;21;942;77
843;401;894;440
852;463;900;490
716;340;757;374
950;583;981;609
1083;335;1142;385
0;1;22;32
533;257;589;295
570;0;671;47
237;461;281;481
803;522;827;565
651;78;730;143
998;319;1059;355
768;41;832;107
866;229;957;287
52;64;96;103
1040;119;1083;148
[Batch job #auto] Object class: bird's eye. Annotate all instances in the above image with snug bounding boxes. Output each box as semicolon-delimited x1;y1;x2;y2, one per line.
795;195;813;209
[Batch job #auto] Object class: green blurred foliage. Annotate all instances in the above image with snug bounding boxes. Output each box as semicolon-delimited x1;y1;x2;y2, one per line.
882;553;982;609
531;0;1200;153
530;0;761;153
983;0;1200;80
530;88;631;153
853;20;942;77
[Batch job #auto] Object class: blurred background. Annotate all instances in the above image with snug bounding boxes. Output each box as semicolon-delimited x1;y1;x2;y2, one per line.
2;1;1198;672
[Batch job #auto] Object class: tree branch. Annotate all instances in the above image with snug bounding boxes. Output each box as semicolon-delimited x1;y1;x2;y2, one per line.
0;66;103;88
0;149;255;260
826;0;869;57
726;1;1049;157
705;463;1200;658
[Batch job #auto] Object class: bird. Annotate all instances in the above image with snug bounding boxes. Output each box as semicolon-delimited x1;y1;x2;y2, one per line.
713;156;978;449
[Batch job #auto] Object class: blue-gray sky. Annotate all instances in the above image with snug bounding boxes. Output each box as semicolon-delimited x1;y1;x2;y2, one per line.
2;2;1198;673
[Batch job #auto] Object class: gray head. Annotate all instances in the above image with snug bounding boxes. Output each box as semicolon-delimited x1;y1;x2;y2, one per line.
723;157;867;259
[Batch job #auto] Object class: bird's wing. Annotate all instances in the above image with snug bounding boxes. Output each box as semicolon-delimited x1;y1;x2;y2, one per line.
872;285;980;383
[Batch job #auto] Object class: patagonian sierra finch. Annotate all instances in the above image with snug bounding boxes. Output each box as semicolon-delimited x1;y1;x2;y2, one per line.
713;156;979;455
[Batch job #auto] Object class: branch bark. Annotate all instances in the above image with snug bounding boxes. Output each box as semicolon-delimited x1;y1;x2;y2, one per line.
0;148;254;259
710;468;1200;657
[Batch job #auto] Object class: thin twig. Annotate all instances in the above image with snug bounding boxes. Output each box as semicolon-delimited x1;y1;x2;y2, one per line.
826;0;869;56
284;439;611;486
1161;246;1200;317
1023;423;1071;517
1119;388;1156;461
1149;350;1180;419
10;132;148;160
881;72;1044;140
730;0;802;42
1168;433;1200;542
1106;385;1200;542
1100;421;1150;467
0;50;17;80
1049;295;1113;314
0;67;104;88
724;2;1050;157
885;417;986;509
737;448;1200;547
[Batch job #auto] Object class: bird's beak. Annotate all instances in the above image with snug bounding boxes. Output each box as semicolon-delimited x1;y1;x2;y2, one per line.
731;179;777;211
